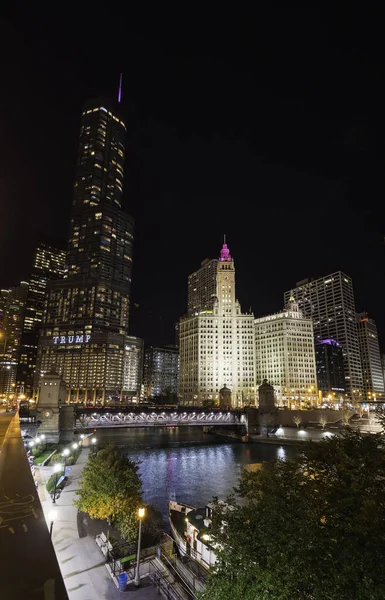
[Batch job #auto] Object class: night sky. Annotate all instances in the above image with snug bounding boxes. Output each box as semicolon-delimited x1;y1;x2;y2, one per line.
1;9;385;348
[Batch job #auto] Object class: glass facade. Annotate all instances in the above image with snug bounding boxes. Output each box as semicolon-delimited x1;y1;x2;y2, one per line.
285;272;363;403
36;98;134;403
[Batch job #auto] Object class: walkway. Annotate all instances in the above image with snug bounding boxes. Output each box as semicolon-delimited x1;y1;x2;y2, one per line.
36;449;161;600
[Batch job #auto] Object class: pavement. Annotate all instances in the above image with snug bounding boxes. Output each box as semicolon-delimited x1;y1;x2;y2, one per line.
0;410;68;599
36;447;162;600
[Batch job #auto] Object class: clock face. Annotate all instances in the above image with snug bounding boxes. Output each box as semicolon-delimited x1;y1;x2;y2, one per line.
44;410;51;418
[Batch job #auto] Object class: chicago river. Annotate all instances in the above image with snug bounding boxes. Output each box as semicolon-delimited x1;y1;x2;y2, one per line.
92;427;296;521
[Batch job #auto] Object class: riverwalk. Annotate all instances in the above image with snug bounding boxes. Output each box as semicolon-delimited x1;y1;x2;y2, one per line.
35;449;160;600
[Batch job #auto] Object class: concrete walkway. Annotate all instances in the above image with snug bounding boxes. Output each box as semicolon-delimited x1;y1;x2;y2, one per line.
36;449;161;600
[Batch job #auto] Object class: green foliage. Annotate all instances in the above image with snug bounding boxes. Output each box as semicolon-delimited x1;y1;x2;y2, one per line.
31;443;45;458
201;431;385;600
74;443;142;542
49;453;63;464
46;473;67;493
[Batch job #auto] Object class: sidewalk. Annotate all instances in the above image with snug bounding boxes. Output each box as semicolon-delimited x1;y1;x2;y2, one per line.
36;449;161;600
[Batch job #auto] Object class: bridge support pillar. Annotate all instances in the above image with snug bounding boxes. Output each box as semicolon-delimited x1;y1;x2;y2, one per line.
93;389;97;406
102;388;105;407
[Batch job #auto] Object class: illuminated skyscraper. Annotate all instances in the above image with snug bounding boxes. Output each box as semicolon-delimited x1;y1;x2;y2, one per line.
188;258;218;317
0;283;29;395
17;243;66;395
357;312;384;402
254;298;318;408
284;272;363;403
179;241;256;406
36;96;135;405
143;346;179;399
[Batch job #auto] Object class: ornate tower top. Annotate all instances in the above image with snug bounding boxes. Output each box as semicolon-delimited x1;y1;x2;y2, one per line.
220;235;232;261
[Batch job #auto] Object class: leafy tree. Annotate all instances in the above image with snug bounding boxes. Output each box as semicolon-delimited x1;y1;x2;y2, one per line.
201;431;385;600
74;443;142;541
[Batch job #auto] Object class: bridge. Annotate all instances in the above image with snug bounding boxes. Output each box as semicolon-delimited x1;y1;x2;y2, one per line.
74;406;248;429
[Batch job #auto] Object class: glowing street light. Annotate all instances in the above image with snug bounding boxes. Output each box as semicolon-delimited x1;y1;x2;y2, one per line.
134;507;146;586
91;437;97;454
72;443;78;450
62;448;70;471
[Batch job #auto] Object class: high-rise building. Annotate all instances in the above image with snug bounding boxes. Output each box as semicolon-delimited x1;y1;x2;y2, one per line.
17;243;66;395
0;283;29;395
357;312;384;402
315;339;345;400
35;96;135;405
143;345;179;399
179;241;256;406
284;272;363;403
188;258;218;316
254;298;318;408
122;336;144;400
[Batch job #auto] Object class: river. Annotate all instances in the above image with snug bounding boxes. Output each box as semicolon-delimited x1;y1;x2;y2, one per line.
92;427;296;522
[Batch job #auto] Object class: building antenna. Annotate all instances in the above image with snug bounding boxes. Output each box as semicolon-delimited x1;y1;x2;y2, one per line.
118;73;123;103
224;233;226;244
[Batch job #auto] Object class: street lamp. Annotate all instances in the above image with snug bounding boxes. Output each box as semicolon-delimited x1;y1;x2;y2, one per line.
72;442;78;450
62;448;70;472
48;510;57;538
91;437;97;454
52;463;63;504
134;507;146;587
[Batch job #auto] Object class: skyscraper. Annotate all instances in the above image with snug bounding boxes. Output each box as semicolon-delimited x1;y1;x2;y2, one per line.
315;339;345;400
179;241;256;406
17;243;66;395
143;346;179;399
35;96;134;405
0;283;29;395
254;298;318;408
284;272;363;403
357;312;384;402
188;258;218;316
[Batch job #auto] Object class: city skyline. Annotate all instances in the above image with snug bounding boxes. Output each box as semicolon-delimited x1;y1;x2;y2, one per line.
1;10;385;351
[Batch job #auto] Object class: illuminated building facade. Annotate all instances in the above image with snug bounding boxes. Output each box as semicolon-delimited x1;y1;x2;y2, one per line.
315;339;345;399
254;298;318;408
179;241;256;407
36;97;134;405
143;345;179;399
122;336;144;400
357;312;384;402
0;283;29;395
188;258;218;316
284;272;363;403
17;243;66;395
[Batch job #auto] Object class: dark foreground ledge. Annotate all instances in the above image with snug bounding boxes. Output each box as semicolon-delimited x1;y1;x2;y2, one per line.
0;411;68;600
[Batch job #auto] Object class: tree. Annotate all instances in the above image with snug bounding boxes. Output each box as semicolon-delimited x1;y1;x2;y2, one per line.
293;414;302;428
318;411;328;429
201;431;385;600
74;443;142;541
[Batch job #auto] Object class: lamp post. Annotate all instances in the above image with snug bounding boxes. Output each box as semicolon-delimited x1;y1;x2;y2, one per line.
72;442;78;451
48;510;57;538
134;507;145;587
52;463;63;504
91;437;97;455
62;448;70;473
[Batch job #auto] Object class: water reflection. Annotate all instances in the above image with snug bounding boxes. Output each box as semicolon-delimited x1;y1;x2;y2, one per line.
92;427;296;521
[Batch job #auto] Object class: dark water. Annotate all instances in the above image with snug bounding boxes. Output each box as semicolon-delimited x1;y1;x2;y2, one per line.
92;427;296;521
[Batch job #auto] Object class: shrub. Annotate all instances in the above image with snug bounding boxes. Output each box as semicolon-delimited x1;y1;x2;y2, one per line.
66;456;75;466
31;443;45;458
49;453;63;465
46;473;67;493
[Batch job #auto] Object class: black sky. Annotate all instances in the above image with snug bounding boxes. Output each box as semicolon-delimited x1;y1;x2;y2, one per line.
1;8;385;347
